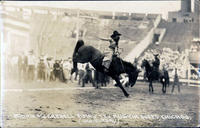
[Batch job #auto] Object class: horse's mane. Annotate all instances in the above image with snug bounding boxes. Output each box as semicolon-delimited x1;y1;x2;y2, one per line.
145;59;151;68
74;40;84;54
143;59;152;71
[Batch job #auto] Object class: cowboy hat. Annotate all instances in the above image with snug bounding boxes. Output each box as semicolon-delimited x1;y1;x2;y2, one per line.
153;54;159;57
110;30;121;38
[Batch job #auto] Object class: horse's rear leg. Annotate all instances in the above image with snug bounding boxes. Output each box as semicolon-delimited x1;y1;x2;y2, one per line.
162;85;165;93
91;79;97;88
164;81;167;93
162;82;166;94
149;83;151;93
114;76;129;97
152;83;154;93
161;78;167;94
162;82;164;93
150;81;153;93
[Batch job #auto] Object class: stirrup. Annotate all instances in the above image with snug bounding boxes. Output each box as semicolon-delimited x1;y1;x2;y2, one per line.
104;68;109;73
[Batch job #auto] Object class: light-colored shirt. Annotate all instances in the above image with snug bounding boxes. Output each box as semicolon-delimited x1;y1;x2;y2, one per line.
63;61;72;70
27;55;36;66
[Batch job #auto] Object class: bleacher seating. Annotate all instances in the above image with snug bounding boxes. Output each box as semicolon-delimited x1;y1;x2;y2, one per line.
139;20;195;79
3;5;156;61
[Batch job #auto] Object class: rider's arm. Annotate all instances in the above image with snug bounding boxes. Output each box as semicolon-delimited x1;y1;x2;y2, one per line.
99;38;112;42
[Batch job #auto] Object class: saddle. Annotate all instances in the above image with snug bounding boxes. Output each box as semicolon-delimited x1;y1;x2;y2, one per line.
152;67;161;78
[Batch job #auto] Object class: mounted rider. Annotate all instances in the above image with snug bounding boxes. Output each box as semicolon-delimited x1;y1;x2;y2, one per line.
152;54;160;73
100;30;122;72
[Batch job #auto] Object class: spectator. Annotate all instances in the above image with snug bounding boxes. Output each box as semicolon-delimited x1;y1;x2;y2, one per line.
171;68;180;93
27;50;36;81
18;52;28;82
59;60;67;82
62;59;72;81
17;54;22;82
46;57;55;81
37;58;46;82
53;60;66;82
53;60;61;81
82;63;95;87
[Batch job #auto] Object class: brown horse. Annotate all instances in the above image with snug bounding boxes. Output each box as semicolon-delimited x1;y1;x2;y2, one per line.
71;40;141;97
141;59;169;93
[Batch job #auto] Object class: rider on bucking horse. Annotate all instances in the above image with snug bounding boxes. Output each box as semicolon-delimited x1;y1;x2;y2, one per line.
99;30;122;72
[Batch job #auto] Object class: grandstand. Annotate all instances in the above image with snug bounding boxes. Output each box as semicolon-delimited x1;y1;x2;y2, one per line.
144;19;193;51
2;5;157;59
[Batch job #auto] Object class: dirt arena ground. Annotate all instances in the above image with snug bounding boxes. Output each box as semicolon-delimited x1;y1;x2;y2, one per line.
2;78;199;127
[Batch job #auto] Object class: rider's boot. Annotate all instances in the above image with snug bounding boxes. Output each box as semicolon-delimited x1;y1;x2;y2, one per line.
102;60;110;73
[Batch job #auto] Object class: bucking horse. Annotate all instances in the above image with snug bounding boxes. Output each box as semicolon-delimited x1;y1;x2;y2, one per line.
71;40;141;97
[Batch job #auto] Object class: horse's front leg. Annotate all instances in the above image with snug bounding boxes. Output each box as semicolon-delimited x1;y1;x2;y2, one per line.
164;79;167;93
71;62;77;77
162;84;164;93
152;82;154;93
149;81;153;93
114;76;129;97
161;80;164;93
161;78;166;94
149;82;151;93
162;81;166;94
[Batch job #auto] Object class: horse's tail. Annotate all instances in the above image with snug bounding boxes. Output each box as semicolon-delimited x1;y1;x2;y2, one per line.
74;40;84;54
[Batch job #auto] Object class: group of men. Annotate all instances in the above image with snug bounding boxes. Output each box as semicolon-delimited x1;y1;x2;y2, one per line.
15;50;109;87
14;50;73;83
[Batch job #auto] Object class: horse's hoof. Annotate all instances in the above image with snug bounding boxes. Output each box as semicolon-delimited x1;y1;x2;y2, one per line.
125;94;129;98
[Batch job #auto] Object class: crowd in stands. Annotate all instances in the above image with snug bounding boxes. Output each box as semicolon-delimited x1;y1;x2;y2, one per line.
190;41;200;52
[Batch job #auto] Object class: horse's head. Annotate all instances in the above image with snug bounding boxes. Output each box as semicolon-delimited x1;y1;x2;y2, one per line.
73;40;84;62
141;59;149;69
128;68;141;87
124;62;141;87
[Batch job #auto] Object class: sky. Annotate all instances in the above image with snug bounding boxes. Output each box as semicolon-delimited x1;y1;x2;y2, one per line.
2;1;195;19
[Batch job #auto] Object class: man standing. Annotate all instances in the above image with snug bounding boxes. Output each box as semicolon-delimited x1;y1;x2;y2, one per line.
37;58;46;82
27;50;36;81
171;68;181;93
18;52;28;82
17;54;23;82
100;30;122;72
62;58;72;82
53;60;61;81
82;63;95;87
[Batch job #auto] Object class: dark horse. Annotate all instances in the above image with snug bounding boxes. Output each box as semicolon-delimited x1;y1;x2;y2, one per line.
141;59;168;93
71;40;140;97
